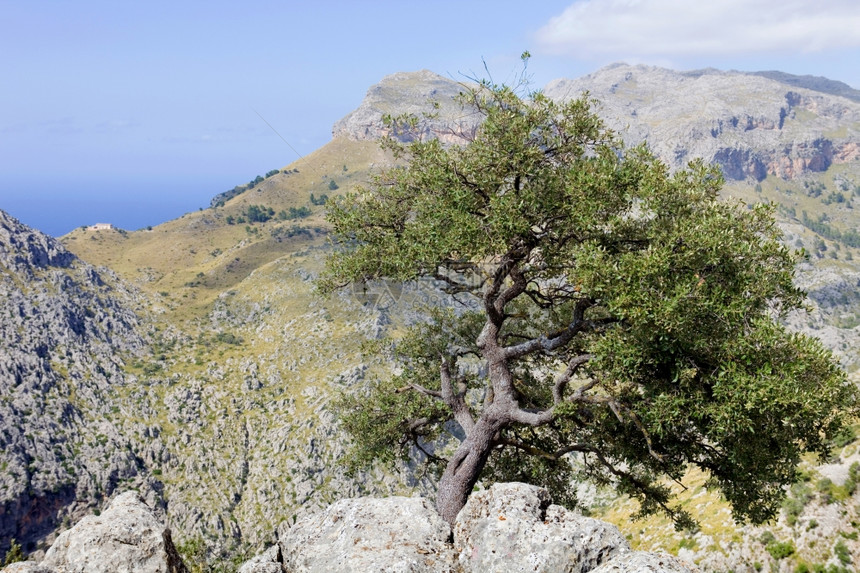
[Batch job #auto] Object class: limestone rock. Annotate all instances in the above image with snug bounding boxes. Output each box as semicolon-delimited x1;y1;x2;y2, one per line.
0;209;148;555
237;544;283;573
1;563;56;572
279;496;455;572
590;551;696;572
543;64;860;182
453;482;629;573
332;70;480;145
40;492;187;573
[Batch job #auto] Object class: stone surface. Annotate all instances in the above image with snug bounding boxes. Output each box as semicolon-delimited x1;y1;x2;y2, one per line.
332;70;481;145
1;563;56;573
237;544;283;573
453;482;629;573
590;551;697;572
0;209;150;556
279;496;455;573
40;492;187;573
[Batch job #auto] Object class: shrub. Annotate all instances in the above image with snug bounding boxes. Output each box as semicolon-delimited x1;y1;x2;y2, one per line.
766;540;795;560
3;539;26;565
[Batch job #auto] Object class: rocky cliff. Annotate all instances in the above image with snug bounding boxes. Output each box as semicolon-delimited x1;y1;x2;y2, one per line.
0;210;152;557
4;483;695;573
543;64;860;181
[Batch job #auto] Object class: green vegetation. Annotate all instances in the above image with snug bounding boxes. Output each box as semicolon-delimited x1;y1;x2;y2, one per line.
310;193;329;206
3;539;26;565
801;211;860;247
321;65;857;526
766;539;795;560
277;206;311;220
244;205;275;223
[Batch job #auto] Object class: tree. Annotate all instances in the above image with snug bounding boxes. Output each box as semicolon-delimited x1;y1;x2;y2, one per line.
318;77;856;527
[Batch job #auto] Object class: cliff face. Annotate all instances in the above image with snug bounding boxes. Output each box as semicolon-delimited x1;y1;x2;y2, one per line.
0;210;150;556
331;69;481;145
332;66;860;183
543;64;860;181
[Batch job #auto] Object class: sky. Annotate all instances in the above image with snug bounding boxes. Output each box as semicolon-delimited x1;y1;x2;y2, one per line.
2;0;860;236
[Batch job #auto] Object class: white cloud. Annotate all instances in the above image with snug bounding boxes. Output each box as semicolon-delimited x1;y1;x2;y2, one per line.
536;0;860;59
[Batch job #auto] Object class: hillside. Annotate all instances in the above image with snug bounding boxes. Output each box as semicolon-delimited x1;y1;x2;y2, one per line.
2;64;859;570
0;210;151;556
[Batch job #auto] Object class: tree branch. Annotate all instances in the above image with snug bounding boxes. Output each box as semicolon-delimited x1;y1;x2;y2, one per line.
494;436;594;460
395;383;443;400
502;299;591;360
440;356;475;435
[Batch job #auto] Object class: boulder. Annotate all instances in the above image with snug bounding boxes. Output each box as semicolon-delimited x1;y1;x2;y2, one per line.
279;496;455;572
39;492;187;573
453;482;630;573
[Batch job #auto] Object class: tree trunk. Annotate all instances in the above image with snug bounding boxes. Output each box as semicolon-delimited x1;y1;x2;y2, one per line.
435;415;501;525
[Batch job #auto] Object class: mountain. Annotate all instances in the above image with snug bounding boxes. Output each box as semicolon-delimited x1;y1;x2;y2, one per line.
0;210;152;556
2;64;860;570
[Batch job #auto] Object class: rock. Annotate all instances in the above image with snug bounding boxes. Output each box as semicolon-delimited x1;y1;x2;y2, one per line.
40;492;187;573
332;70;480;145
543;64;860;182
1;563;56;572
589;551;697;572
453;482;630;573
279;496;455;572
237;544;283;573
0;209;148;555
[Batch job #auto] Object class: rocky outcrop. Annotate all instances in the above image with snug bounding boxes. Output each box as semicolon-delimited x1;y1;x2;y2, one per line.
238;483;695;573
332;70;481;145
333;65;860;183
453;483;630;573
279;496;456;572
543;64;860;181
0;210;150;556
3;492;187;573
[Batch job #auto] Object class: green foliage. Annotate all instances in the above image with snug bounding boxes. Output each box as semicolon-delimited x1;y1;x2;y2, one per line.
244;205;275;223
833;539;851;565
3;539;26;565
265;169;280;178
766;540;796;560
321;79;857;525
782;482;813;525
328;179;339;191
277;206;312;221
214;332;243;345
310;193;329;206
801;211;860;247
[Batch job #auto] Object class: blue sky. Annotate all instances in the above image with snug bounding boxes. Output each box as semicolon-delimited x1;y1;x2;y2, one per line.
2;0;859;236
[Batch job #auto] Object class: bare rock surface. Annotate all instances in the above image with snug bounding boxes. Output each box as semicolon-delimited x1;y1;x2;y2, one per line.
332;70;480;145
236;544;283;573
279;496;456;572
0;210;150;555
543;64;860;181
1;563;56;572
40;492;187;573
454;482;630;573
589;551;697;572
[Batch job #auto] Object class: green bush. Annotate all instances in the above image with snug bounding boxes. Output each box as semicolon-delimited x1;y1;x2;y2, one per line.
766;540;795;560
3;539;26;565
834;539;851;565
